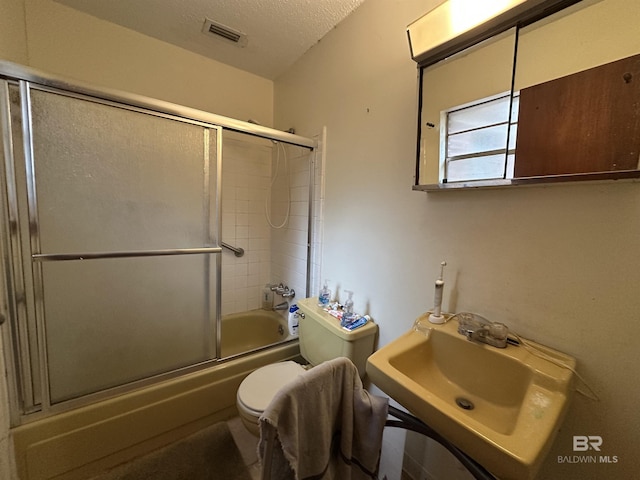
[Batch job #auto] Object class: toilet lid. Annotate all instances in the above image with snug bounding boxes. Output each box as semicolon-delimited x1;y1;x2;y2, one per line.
237;361;306;414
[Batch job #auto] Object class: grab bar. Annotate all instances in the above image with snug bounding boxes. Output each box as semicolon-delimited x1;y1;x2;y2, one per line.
221;242;245;257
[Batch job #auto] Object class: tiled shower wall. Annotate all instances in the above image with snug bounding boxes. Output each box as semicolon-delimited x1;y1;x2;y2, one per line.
220;131;322;316
220;134;272;315
269;143;312;306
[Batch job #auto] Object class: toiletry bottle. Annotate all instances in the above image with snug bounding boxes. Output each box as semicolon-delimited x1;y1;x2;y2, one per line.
288;304;300;336
343;315;370;331
341;290;355;327
262;284;274;310
318;280;331;307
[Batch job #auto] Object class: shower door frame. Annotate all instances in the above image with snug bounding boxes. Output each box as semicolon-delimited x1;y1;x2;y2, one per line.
0;60;317;425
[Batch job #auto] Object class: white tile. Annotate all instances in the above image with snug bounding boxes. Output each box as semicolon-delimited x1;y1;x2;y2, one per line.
236;225;249;239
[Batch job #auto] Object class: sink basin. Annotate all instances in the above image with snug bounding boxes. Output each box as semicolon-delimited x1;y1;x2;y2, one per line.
366;313;576;480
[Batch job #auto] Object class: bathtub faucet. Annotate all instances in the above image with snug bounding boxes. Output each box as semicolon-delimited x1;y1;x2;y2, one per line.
273;301;289;311
269;283;295;298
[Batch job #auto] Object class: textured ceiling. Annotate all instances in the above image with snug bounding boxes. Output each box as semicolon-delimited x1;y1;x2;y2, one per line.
54;0;366;79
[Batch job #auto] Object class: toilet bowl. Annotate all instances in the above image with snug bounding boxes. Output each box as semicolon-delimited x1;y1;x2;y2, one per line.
236;360;306;436
235;297;378;436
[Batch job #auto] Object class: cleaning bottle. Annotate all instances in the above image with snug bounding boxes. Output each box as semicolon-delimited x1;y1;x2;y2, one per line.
341;290;355;327
318;279;331;307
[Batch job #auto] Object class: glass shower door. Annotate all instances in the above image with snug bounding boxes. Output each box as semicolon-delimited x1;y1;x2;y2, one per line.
16;85;220;405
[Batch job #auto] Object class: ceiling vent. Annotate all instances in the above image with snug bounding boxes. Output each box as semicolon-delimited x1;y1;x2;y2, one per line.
202;18;248;47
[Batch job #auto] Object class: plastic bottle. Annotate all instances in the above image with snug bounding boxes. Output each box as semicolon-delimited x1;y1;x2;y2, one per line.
288;304;300;336
318;280;331;307
341;290;355;327
262;284;273;310
343;315;371;331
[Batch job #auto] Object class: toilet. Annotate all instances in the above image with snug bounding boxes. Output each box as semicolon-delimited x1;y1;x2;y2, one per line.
236;297;378;436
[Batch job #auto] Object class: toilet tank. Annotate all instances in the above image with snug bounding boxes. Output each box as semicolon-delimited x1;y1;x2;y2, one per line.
297;297;378;378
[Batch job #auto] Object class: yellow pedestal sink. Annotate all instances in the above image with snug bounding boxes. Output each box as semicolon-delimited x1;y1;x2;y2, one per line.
366;313;576;480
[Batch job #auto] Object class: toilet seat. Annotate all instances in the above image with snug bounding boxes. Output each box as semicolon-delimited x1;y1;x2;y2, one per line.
237;361;306;416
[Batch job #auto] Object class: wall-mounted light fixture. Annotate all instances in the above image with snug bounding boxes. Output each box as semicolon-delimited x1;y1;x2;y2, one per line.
407;0;584;67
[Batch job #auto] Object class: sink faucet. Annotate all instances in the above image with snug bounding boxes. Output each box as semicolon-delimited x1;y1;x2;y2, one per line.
456;313;509;348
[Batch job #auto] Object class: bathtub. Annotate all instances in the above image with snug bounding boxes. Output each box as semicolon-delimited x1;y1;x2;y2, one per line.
221;308;292;358
12;311;299;480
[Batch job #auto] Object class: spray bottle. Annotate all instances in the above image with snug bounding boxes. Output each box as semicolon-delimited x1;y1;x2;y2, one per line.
428;261;447;324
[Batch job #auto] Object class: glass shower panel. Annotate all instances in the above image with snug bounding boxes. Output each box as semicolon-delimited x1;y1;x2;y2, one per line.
42;255;216;403
6;83;43;409
29;89;213;254
20;87;220;404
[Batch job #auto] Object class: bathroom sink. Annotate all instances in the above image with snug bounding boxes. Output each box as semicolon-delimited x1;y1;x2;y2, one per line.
366;313;576;480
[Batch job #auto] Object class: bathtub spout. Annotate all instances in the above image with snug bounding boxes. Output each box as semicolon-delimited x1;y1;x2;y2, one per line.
273;301;289;311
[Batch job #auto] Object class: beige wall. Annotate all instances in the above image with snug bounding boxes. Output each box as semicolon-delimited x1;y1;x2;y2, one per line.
2;0;273;124
0;0;28;64
275;0;640;478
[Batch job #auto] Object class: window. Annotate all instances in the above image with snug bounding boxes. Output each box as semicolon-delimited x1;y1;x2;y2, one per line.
441;92;519;183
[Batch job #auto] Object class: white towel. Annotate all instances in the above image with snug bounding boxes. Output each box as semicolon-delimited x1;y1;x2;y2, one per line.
258;357;389;480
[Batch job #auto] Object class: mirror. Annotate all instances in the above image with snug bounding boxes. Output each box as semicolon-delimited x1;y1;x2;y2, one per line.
414;0;640;190
418;30;517;185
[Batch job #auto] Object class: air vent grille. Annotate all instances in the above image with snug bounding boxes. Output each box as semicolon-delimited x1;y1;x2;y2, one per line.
202;19;247;47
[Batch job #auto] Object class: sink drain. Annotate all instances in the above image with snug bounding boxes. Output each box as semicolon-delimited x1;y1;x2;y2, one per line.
455;397;475;410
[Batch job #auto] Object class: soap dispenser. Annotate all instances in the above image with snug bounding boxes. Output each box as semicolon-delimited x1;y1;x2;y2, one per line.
341;290;355;326
318;279;331;307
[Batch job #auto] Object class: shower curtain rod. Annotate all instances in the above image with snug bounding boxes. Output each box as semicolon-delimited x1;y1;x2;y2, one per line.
0;60;316;150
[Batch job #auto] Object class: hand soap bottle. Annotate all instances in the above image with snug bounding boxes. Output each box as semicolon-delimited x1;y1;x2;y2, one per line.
341;290;355;326
318;279;331;307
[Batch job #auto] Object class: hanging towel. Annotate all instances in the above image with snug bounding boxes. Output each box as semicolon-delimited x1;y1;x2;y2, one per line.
258;357;389;480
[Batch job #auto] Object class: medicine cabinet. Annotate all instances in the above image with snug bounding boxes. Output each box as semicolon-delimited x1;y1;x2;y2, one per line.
410;0;640;190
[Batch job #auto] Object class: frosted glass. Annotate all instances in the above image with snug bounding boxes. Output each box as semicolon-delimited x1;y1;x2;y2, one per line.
448;95;511;134
446;154;508;182
8;84;44;407
42;255;216;403
30;90;216;253
448;124;509;157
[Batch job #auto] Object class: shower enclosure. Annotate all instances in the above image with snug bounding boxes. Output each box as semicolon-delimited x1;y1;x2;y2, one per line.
0;61;317;423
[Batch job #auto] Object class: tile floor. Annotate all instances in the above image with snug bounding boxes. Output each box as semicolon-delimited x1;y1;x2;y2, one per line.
227;416;261;480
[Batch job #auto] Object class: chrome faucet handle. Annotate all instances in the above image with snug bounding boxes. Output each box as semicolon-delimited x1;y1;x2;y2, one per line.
455;312;509;348
270;282;285;293
282;287;295;298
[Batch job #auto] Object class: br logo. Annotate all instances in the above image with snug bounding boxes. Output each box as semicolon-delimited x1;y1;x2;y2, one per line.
573;436;602;452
